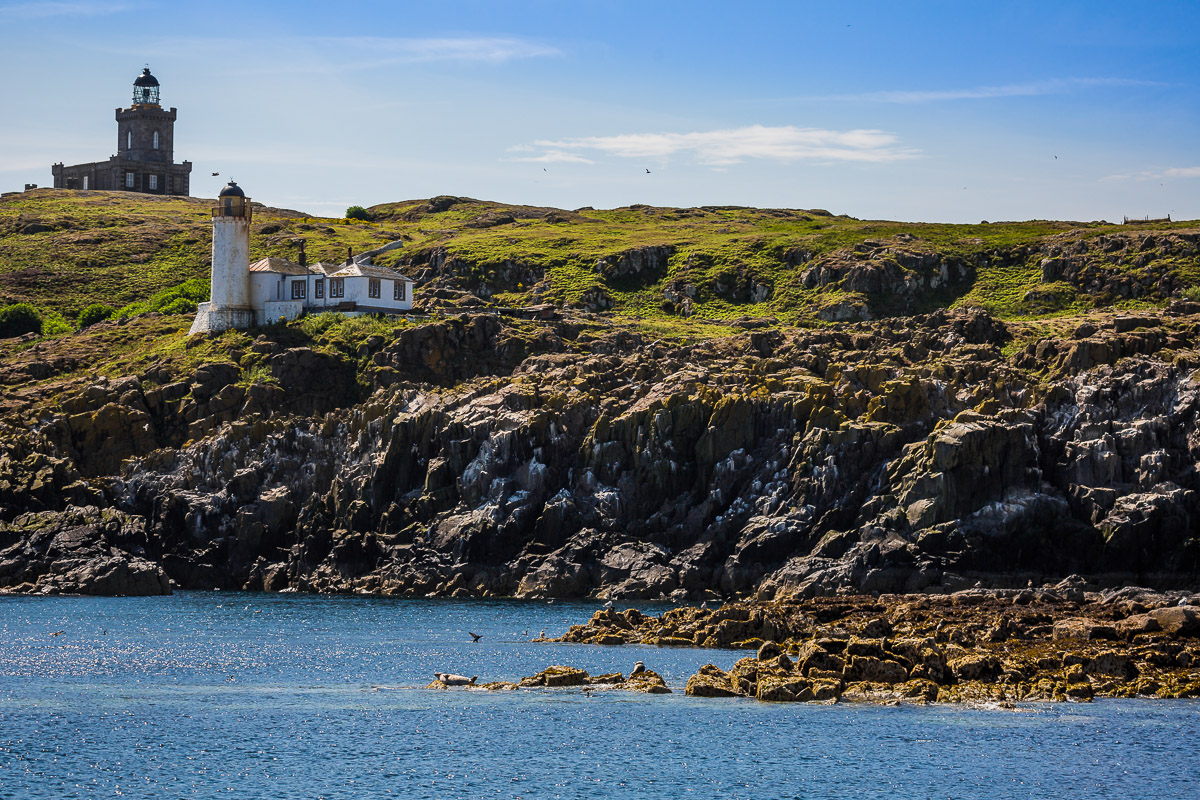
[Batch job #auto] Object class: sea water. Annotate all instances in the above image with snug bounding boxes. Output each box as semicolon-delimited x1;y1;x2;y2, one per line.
1;592;1197;799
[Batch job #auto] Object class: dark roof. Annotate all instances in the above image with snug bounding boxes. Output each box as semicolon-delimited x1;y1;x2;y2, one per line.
218;181;245;198
133;68;159;87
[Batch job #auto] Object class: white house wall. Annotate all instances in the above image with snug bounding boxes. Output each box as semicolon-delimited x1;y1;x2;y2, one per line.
260;300;304;325
243;273;414;319
249;273;283;308
279;275;414;314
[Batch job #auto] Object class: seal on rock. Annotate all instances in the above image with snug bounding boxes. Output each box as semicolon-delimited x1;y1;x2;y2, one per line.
435;672;477;686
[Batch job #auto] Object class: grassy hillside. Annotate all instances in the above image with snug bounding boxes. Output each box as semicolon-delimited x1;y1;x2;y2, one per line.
365;197;1197;323
1;188;1197;332
0;189;399;320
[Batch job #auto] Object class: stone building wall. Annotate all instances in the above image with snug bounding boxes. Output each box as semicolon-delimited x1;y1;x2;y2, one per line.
52;103;190;196
52;158;191;195
116;106;177;164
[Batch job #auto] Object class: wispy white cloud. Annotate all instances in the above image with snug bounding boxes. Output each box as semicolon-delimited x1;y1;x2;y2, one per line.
816;77;1163;104
515;125;918;166
507;146;595;165
1102;166;1200;181
350;36;560;65
0;1;131;19
123;35;559;73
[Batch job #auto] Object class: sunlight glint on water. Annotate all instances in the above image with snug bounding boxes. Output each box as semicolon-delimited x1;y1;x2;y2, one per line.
1;592;1197;799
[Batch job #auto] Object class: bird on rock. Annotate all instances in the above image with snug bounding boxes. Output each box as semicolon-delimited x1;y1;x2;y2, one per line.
630;660;646;677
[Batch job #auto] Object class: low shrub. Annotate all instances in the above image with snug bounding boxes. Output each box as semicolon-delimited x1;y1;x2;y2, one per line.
78;303;115;328
115;278;209;320
159;297;198;315
40;310;73;336
0;303;43;338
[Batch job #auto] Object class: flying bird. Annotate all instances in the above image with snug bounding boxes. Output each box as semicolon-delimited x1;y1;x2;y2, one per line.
211;172;220;176
468;631;482;642
50;630;65;637
645;168;651;174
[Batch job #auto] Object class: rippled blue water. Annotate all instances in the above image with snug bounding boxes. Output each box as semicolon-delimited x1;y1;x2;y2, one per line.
1;592;1198;799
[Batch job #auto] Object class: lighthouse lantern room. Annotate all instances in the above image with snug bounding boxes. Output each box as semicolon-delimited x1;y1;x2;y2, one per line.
132;67;161;106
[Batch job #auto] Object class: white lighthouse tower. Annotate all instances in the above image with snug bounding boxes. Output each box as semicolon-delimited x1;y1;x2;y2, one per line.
189;181;256;334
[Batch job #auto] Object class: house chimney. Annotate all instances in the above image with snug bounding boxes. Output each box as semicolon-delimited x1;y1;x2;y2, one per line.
298;240;307;268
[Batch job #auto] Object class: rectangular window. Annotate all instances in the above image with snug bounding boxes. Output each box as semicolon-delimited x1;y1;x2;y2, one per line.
125;172;134;188
394;281;406;301
330;278;345;298
314;279;324;299
82;176;89;190
148;175;158;190
368;278;381;298
291;280;306;299
153;132;159;150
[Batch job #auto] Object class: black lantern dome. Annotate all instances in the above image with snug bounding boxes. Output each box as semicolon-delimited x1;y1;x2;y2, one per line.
132;67;160;106
214;181;250;219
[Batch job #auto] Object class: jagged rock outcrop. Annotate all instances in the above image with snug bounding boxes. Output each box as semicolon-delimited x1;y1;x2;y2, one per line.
3;308;1200;597
0;506;170;595
801;239;975;319
1036;231;1199;301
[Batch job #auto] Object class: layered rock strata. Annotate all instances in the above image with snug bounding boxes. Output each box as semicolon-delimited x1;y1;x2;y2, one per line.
2;309;1200;597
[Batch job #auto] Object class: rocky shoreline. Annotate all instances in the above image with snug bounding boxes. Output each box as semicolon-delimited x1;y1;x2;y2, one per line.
548;586;1200;703
4;307;1200;600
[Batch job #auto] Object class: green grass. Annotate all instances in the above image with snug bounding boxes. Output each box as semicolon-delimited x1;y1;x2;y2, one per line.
0;189;401;319
365;198;1195;326
3;189;1197;338
113;277;209;319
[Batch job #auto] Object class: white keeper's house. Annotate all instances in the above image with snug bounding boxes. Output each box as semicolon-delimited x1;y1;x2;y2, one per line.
191;181;414;335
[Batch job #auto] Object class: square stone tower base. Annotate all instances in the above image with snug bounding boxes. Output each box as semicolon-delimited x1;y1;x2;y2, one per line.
189;302;255;335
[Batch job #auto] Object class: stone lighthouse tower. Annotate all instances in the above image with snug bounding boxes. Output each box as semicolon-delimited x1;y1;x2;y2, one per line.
52;67;192;194
189;182;255;334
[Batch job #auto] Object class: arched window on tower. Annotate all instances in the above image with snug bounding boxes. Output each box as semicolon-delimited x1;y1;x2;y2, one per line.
153;132;159;150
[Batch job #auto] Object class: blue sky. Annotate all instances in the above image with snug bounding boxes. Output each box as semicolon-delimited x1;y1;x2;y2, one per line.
1;0;1197;222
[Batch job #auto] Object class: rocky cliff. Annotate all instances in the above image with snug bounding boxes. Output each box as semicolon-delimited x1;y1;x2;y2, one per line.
3;301;1200;597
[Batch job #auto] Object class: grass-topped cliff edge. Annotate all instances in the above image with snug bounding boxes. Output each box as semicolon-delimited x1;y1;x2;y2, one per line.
2;189;1197;334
